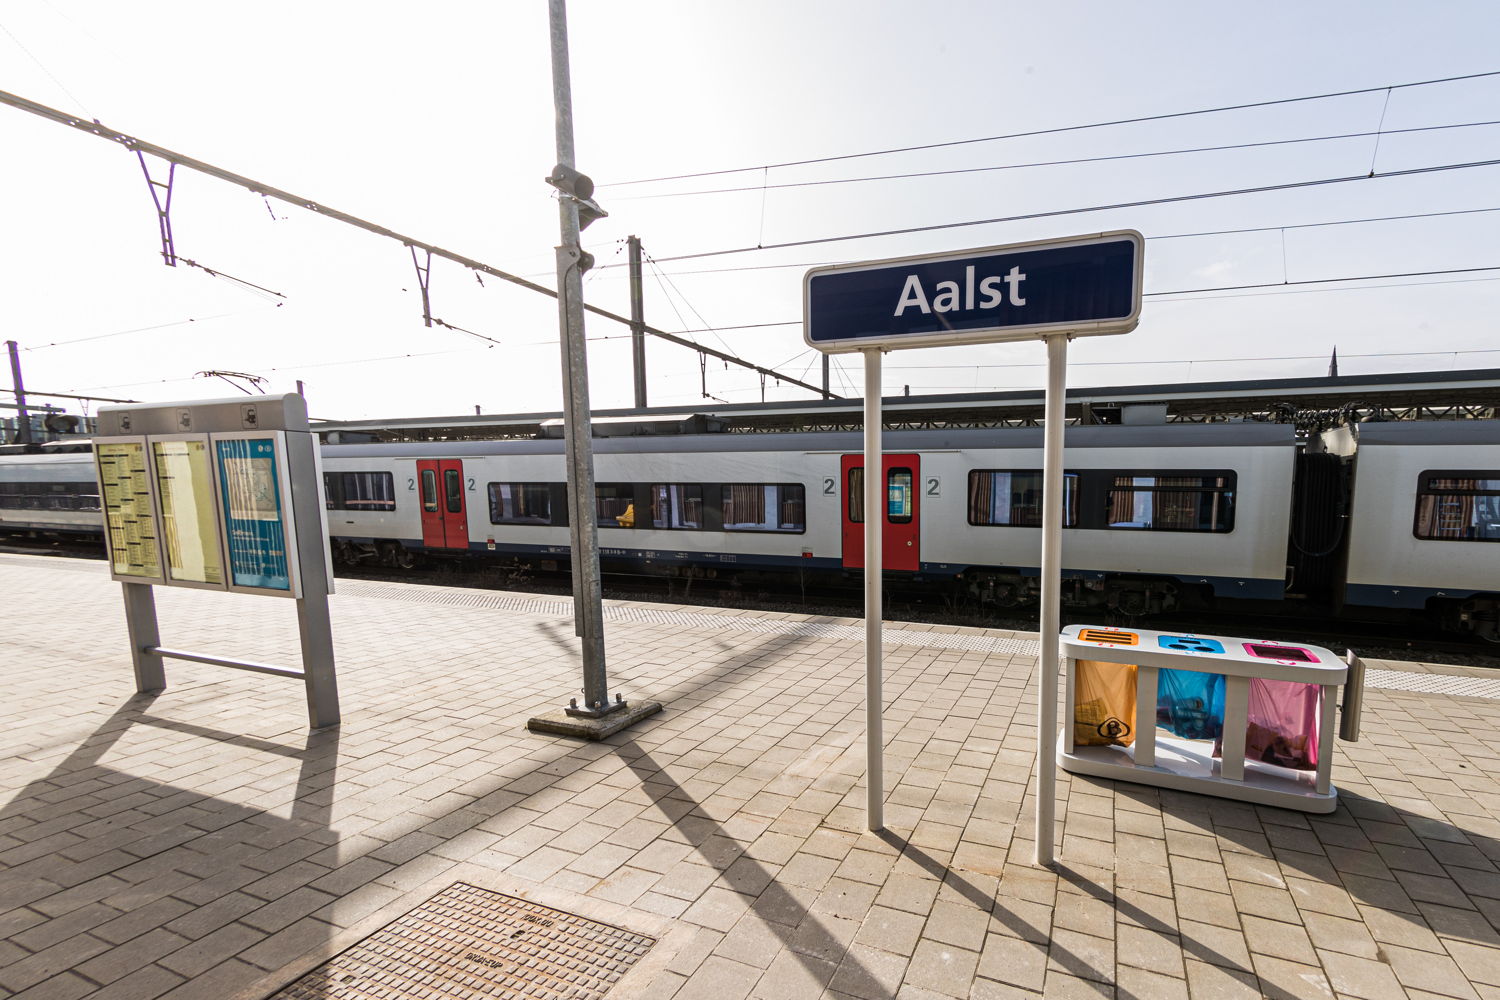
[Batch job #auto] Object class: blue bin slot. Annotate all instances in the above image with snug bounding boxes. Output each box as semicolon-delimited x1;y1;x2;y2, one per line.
1157;635;1224;654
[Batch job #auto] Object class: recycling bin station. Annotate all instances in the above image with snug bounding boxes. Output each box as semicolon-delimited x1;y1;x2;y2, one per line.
1059;624;1364;813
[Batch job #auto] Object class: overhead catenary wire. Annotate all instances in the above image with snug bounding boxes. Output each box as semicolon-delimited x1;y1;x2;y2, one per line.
586;205;1500;278
602;69;1500;187
650;155;1500;263
621;263;1500;344
0;87;835;400
22;310;260;351
612;120;1500;200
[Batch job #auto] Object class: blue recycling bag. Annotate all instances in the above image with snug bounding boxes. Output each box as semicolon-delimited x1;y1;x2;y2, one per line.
1156;668;1225;740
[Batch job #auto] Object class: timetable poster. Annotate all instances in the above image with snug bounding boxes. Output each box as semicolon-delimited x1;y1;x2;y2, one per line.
152;439;223;585
215;437;292;592
96;441;161;578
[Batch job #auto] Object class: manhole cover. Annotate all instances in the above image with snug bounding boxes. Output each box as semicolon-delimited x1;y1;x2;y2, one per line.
271;882;655;999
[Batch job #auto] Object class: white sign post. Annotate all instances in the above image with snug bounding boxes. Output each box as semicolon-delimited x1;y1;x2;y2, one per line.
804;232;1144;859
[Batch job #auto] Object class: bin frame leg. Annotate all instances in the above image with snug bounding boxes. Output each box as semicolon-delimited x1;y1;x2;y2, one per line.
1219;675;1249;781
1315;683;1336;796
1134;665;1158;768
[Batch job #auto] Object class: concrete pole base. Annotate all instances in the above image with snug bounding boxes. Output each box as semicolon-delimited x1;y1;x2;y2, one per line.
527;700;663;740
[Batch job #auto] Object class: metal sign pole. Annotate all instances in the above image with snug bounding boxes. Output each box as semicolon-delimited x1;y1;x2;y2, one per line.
863;347;884;832
1035;333;1068;866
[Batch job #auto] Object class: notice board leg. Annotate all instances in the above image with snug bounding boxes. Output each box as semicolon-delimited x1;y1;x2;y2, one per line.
122;582;165;693
298;595;341;729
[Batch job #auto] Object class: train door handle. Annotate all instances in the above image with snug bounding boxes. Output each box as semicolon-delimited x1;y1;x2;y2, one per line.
906;540;913;546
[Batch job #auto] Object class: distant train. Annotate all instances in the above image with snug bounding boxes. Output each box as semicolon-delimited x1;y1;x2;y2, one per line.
2;419;1497;640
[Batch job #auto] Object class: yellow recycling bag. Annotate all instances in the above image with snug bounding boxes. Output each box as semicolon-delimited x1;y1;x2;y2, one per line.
1074;659;1138;747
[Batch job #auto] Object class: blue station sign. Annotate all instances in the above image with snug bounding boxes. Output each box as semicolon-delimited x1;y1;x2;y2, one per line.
804;230;1143;353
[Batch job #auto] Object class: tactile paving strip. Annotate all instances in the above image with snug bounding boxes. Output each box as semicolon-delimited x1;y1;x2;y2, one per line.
1365;668;1500;701
338;580;1500;701
270;882;654;1000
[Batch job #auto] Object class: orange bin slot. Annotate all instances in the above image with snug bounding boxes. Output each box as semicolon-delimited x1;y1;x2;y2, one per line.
1074;659;1138;747
1078;628;1139;646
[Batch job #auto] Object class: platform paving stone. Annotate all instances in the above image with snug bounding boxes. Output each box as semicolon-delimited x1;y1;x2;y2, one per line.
5;551;1500;998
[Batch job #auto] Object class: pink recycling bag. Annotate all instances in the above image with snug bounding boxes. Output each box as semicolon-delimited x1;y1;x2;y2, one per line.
1216;678;1320;771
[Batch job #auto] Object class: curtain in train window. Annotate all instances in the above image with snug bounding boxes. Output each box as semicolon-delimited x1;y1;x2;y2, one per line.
1415;473;1500;541
723;483;804;532
339;472;396;511
1106;473;1235;532
488;483;552;525
967;471;1078;526
651;484;703;529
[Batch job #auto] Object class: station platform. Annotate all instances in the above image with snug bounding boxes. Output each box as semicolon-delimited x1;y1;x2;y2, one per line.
3;551;1500;1000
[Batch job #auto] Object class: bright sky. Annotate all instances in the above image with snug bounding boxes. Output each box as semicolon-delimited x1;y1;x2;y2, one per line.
3;2;1499;421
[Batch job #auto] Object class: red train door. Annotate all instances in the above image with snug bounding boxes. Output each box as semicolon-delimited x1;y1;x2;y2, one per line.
416;459;469;549
840;453;920;572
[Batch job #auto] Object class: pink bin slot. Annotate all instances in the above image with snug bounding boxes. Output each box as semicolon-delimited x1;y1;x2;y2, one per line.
1216;677;1320;771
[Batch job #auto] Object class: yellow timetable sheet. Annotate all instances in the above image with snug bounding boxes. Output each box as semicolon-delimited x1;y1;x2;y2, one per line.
96;441;161;578
153;439;224;585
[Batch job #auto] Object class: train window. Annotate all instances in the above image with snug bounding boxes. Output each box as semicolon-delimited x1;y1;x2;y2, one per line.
888;468;913;523
488;483;552;525
651;484;703;530
444;469;463;513
596;483;635;528
848;468;863;524
329;472;396;512
1105;472;1235;532
967;470;1078;527
0;480;100;512
723;483;805;533
421;469;438;513
1414;471;1500;542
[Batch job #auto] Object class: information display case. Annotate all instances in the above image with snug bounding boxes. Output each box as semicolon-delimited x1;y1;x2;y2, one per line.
92;395;339;728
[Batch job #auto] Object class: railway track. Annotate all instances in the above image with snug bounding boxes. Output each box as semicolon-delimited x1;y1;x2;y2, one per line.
6;536;1494;669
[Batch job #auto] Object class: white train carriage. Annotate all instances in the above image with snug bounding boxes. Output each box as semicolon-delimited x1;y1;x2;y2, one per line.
1332;420;1500;639
320;421;1296;613
0;451;101;534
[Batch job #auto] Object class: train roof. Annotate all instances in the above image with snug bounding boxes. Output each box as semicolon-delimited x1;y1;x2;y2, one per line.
1350;418;1500;446
311;368;1500;442
321;422;1295;459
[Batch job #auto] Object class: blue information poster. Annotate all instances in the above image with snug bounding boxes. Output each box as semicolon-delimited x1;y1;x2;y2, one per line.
215;437;292;592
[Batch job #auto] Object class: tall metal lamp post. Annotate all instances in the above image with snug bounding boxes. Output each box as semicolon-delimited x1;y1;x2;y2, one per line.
527;0;662;740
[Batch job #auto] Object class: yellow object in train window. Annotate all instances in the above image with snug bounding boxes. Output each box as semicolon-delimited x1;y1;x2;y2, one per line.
1074;659;1138;747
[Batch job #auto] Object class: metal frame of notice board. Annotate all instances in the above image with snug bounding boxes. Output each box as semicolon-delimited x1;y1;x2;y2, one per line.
93;394;339;729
